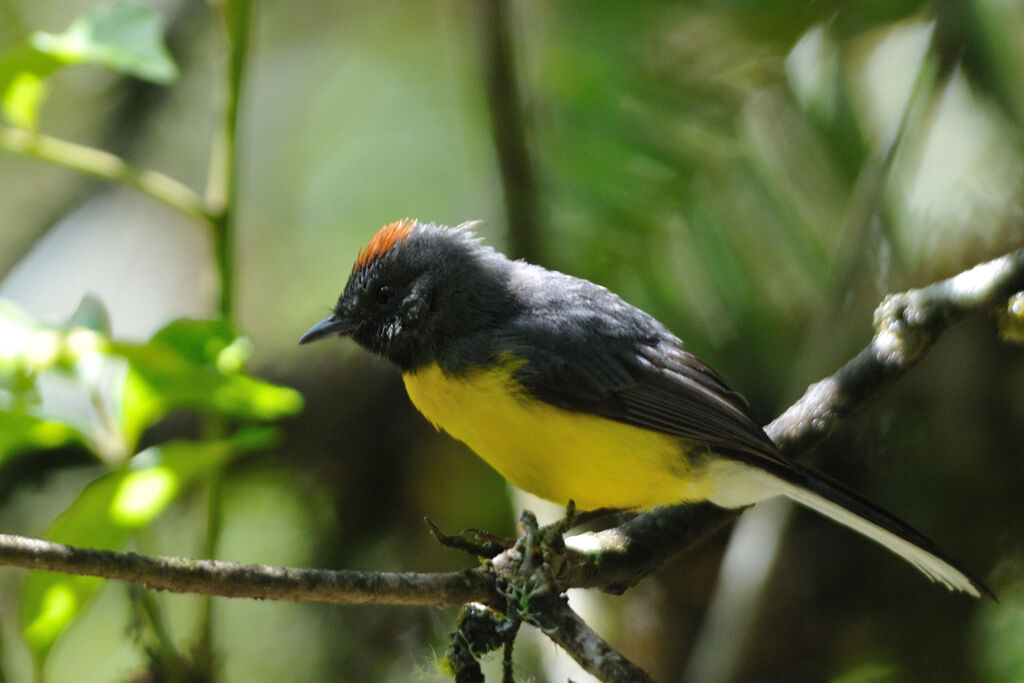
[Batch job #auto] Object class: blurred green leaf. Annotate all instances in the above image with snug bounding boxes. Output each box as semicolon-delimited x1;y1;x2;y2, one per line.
61;295;111;335
0;298;38;366
19;428;276;664
0;1;177;127
1;299;51;396
2;304;300;464
0;297;110;374
1;69;46;129
786;24;841;126
29;1;178;84
147;318;239;366
112;319;303;448
0;412;82;463
833;661;901;683
972;566;1024;682
0;42;60;128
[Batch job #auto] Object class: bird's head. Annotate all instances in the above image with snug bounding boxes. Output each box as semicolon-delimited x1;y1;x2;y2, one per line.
299;219;516;370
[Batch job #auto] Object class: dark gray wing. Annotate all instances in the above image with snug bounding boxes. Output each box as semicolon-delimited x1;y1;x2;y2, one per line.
512;331;778;460
496;269;777;460
616;341;778;457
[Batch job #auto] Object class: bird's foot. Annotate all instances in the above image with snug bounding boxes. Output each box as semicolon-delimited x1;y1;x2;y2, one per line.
423;516;513;559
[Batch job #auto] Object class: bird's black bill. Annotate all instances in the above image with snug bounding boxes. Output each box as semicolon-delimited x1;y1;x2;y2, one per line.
299;314;355;345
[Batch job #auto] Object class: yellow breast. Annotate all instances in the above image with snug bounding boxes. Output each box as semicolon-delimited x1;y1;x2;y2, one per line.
402;359;714;511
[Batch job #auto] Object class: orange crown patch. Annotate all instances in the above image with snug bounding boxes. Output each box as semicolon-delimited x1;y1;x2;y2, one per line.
353;218;417;273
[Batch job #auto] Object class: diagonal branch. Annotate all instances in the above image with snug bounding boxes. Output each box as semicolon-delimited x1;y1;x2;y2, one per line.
767;246;1024;454
530;596;656;683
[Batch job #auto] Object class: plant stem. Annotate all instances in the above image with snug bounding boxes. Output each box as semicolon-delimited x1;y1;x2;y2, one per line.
193;469;226;673
132;586;191;680
195;0;252;672
479;0;540;263
0;126;215;227
205;0;251;324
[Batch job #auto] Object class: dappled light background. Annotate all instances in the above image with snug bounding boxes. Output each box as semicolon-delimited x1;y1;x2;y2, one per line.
2;0;1024;681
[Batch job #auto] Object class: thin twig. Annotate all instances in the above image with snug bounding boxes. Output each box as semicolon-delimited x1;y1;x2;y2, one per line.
0;126;214;227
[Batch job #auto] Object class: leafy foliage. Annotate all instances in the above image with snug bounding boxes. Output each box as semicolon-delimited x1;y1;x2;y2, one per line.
19;431;276;662
0;0;311;678
113;320;301;451
0;297;301;664
0;1;176;128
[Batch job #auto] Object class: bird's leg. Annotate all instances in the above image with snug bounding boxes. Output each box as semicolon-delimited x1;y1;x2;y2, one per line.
554;501;630;531
498;510;551;624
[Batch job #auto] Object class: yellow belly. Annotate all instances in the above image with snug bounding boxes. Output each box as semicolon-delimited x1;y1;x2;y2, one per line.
402;359;715;511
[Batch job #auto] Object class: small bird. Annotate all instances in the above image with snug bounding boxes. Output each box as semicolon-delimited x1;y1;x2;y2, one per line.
300;218;988;597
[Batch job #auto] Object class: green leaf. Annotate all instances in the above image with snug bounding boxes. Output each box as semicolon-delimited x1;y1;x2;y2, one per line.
112;319;303;449
0;2;177;127
0;43;60;128
0;298;39;360
147;318;239;366
30;1;178;84
20;429;275;664
62;295;111;335
2;70;47;129
3;307;301;460
0;412;82;463
0;298;55;393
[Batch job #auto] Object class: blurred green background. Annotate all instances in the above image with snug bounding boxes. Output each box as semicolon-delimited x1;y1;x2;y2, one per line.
2;0;1024;681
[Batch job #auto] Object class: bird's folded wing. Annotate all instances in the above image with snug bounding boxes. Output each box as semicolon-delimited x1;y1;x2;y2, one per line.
514;336;780;461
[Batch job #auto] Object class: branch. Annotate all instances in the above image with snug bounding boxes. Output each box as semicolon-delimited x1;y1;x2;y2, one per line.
767;246;1024;455
0;126;214;227
0;533;494;607
531;597;656;683
0;247;1021;679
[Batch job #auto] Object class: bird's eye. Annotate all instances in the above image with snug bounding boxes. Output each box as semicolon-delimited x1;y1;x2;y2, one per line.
375;284;395;305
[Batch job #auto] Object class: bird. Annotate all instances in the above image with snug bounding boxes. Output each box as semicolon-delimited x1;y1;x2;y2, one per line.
299;218;988;598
